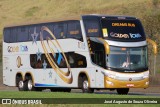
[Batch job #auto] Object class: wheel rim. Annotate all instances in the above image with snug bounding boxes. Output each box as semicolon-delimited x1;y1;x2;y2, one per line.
28;80;33;90
83;80;88;90
19;81;24;89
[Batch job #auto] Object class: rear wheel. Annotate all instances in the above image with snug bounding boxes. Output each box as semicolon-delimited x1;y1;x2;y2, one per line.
27;79;34;91
16;76;27;91
24;77;35;91
82;76;94;93
117;88;129;95
18;78;25;91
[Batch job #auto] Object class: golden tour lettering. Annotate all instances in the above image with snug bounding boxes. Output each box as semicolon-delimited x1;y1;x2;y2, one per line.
110;32;129;38
110;32;142;39
8;46;19;52
7;45;28;53
112;23;135;27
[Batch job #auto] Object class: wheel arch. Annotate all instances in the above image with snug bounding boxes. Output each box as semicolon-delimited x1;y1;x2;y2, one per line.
15;72;24;86
78;71;91;88
24;72;35;86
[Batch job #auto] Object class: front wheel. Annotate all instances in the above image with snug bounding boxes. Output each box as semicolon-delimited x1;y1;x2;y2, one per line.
116;88;129;95
82;76;94;93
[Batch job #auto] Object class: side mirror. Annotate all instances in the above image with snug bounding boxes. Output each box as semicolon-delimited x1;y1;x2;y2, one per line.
146;38;158;55
98;38;110;54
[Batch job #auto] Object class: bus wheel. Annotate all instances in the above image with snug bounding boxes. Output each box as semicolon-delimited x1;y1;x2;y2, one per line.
24;78;35;91
116;88;129;95
82;76;94;93
18;78;25;91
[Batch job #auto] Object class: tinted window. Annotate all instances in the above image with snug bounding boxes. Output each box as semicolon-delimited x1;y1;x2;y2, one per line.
67;21;83;41
17;26;29;42
10;27;17;42
83;19;101;37
3;28;10;43
40;23;53;40
28;25;41;42
54;22;67;39
30;52;87;68
67;52;87;68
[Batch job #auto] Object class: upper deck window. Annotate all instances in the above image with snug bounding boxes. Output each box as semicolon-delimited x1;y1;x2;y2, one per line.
83;19;101;37
3;28;10;43
17;26;29;42
10;27;17;43
67;21;82;41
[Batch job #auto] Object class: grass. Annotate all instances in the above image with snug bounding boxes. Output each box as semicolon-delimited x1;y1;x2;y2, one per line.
0;91;158;98
25;6;40;17
0;91;159;107
0;104;159;107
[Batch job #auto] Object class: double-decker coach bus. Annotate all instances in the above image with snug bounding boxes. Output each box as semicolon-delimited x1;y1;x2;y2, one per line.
3;14;157;94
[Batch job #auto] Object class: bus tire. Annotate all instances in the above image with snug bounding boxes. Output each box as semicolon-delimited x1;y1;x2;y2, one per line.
117;88;129;95
82;76;94;93
17;77;25;91
24;77;35;91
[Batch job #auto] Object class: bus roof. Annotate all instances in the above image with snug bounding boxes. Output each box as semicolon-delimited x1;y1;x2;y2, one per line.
4;14;138;28
82;14;137;20
4;15;80;28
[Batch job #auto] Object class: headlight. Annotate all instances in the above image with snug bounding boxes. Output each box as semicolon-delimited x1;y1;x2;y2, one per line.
143;71;149;78
102;71;116;79
108;73;116;79
105;72;116;79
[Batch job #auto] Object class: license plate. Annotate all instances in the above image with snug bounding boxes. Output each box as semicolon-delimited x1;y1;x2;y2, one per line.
127;84;134;87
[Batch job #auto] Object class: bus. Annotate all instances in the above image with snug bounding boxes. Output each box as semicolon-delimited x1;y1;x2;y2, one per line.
3;14;157;94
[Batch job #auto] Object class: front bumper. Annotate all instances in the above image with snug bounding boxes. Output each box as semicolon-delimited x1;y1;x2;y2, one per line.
104;76;149;88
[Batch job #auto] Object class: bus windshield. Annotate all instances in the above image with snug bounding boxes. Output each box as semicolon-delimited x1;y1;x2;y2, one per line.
101;18;146;42
106;46;148;72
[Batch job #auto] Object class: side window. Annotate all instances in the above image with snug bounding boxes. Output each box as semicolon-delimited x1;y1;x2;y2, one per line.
28;25;40;42
3;28;10;43
67;21;83;41
17;26;29;42
40;23;53;40
54;22;67;39
68;52;87;68
30;52;87;69
30;54;52;69
84;19;101;37
10;27;17;43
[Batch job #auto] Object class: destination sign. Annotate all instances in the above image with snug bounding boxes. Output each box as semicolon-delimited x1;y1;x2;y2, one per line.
101;19;146;42
112;23;135;27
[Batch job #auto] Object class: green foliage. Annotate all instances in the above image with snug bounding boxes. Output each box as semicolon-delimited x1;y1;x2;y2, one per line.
152;0;160;7
25;6;40;17
0;91;155;98
0;92;158;107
